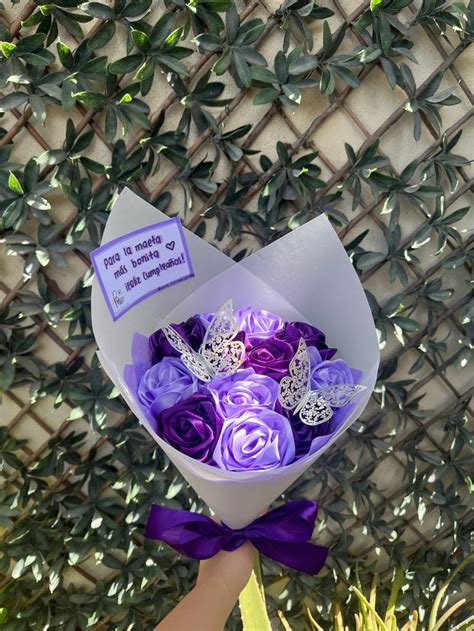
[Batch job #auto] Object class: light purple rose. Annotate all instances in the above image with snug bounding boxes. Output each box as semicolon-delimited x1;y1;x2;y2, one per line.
235;306;284;342
308;346;361;390
207;368;279;418
213;409;295;471
282;348;362;458
138;357;199;414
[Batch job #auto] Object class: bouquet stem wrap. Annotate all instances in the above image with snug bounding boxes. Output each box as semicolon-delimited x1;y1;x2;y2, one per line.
145;500;328;574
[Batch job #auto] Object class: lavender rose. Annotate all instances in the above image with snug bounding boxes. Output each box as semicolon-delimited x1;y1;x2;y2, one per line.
152;393;222;463
207;368;279;418
245;338;294;380
235;307;284;343
138;357;199;414
213;409;295;471
150;316;207;363
277;321;337;359
308;346;361;390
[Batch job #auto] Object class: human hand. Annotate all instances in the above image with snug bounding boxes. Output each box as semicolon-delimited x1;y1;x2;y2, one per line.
197;542;256;596
156;542;256;631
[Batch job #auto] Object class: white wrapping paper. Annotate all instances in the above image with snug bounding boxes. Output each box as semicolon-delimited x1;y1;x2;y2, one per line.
91;188;379;528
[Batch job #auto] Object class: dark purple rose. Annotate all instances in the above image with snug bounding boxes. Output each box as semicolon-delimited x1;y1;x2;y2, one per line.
150;316;207;363
213;409;295;471
277;321;337;359
290;412;336;458
290;406;353;458
207;368;279;418
235;307;285;343
152;393;222;463
234;329;251;350
245;338;294;380
138;357;199;414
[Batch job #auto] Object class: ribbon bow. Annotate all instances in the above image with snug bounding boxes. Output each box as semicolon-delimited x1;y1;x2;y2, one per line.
145;499;328;574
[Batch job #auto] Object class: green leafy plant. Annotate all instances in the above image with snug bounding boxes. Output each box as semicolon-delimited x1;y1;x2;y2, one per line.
194;6;267;87
165;0;233;37
239;555;474;630
251;45;319;107
258;141;326;224
275;0;334;52
168;70;232;137
81;0;152;52
0;160;53;231
341;140;390;210
307;556;473;631
401;67;461;140
21;1;93;42
109;13;194;93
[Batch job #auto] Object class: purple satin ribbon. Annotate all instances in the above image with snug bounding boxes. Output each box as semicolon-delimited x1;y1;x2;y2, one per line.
144;499;328;574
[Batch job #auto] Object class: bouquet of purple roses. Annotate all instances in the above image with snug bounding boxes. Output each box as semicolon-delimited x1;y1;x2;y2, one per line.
92;189;379;569
129;301;365;472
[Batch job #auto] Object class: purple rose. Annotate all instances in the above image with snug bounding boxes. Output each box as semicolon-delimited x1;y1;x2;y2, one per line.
196;313;213;325
308;347;361;390
277;321;337;359
207;368;279;418
245;338;294;380
150;316;207;363
213;409;295;471
236;307;284;343
152;393;222;463
288;349;362;457
290;405;354;458
290;411;339;458
138;357;200;414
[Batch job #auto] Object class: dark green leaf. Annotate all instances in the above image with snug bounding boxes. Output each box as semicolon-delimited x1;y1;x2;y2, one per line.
357;251;386;268
253;87;279;105
80;2;115;20
109;54;143;74
288;55;318;74
233;53;252;87
0;92;29;112
74;91;108;109
379;15;393;53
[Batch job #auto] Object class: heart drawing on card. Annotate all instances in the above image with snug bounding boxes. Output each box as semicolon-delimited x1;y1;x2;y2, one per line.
165;241;175;251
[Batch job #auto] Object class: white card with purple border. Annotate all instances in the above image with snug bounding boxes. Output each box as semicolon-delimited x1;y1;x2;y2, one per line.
90;217;194;320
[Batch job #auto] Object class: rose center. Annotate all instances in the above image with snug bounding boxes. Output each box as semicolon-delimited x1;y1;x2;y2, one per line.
241;431;267;455
229;389;252;406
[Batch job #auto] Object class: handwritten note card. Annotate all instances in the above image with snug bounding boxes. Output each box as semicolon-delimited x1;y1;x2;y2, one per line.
91;217;194;320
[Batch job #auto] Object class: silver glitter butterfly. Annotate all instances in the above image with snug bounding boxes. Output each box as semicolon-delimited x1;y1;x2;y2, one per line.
278;337;366;426
162;299;245;382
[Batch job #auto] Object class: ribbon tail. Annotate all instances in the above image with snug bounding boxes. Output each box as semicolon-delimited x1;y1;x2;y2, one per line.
252;538;328;574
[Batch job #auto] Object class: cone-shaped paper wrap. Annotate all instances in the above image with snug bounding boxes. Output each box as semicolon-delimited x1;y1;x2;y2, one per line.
91;188;379;528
